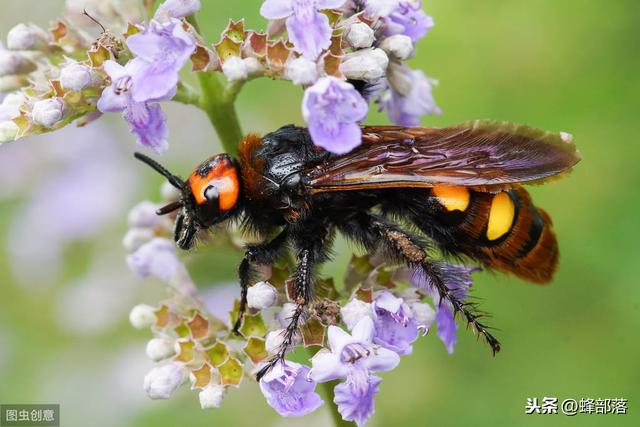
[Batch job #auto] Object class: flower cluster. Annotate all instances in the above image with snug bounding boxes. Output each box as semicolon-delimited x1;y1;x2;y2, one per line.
124;183;475;425
2;0;439;155
1;1;456;426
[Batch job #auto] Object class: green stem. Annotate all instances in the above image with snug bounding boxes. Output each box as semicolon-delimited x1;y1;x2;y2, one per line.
195;71;244;155
307;347;355;427
186;14;244;154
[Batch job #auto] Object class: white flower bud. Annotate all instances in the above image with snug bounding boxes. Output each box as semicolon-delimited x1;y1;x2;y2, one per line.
129;304;157;329
60;62;93;92
346;22;375;49
340;298;374;330
161;181;181;202
0;50;36;76
0;120;19;143
339;48;389;83
247;281;277;309
243;57;264;77
146;338;176;361
380;35;414;60
122;227;156;252
31;98;65;128
277;303;297;327
128;201;162;228
285;57;318;86
199;383;225;409
6;23;49;51
143;362;186;399
265;329;285;354
0;92;26;118
265;328;299;354
409;302;436;328
221;56;248;82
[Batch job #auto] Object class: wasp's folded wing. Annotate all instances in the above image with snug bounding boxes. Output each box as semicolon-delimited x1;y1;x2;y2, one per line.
303;120;581;192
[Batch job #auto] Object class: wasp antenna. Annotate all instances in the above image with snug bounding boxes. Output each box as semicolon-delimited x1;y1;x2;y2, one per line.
134;152;184;189
83;9;107;33
156;200;183;215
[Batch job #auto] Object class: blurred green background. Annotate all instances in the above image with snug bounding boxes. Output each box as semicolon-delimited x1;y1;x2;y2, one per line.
1;0;639;426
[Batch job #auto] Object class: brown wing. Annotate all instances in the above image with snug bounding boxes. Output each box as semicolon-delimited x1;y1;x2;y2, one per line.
303;120;581;193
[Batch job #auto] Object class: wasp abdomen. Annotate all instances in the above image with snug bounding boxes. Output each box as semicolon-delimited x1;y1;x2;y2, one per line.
401;186;558;283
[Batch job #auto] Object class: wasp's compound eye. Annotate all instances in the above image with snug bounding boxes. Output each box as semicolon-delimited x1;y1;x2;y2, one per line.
204;185;219;201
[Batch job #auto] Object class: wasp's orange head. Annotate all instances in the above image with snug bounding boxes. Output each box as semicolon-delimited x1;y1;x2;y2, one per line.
187;154;240;226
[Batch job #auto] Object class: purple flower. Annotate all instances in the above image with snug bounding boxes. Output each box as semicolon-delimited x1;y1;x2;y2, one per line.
372;291;419;355
302;77;368;154
259;360;324;417
260;0;346;59
155;0;201;20
126;20;195;102
309;317;399;426
380;66;440;126
411;263;476;354
126;238;182;282
97;60;170;153
385;1;434;43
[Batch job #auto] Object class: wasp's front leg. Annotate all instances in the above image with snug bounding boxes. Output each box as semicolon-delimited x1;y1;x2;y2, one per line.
233;229;289;335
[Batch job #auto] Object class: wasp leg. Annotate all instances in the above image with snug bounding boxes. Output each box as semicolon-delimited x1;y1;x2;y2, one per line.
339;213;501;354
233;230;289;335
255;246;315;381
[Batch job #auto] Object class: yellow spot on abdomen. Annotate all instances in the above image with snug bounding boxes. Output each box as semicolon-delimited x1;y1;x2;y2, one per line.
487;192;515;240
433;186;470;212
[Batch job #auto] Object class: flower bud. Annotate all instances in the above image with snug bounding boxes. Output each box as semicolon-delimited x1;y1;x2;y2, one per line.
277;303;297;327
146;338;176;361
285;57;318;86
0;50;36;76
339;48;389;83
60;62;93;92
247;281;277;309
243;57;264;77
128;201;162;228
143;362;186;399
199;383;225;409
6;23;49;51
346;22;375;49
129;304;157;329
126;238;181;282
409;302;436;327
265;329;285;354
340;298;374;330
155;0;201;21
0;120;18;143
31;98;65;128
265;328;299;354
221;56;248;82
380;34;414;60
161;181;181;202
122;227;156;252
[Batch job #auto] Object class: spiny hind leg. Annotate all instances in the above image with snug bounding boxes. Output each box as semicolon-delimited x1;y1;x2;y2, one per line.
339;212;500;354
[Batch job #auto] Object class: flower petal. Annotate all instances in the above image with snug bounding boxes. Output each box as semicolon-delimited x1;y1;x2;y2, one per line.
124;102;169;154
259;361;324;417
351;316;375;344
286;10;332;59
436;304;457;354
260;0;294;19
316;0;347;10
327;324;355;352
309;348;348;382
96;86;128;113
334;373;382;427
363;346;400;373
308;121;362;155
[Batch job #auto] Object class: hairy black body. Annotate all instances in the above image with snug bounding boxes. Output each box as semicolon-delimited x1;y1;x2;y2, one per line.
134;121;580;380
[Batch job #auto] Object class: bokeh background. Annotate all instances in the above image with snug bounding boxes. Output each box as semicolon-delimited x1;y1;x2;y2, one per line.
1;0;638;426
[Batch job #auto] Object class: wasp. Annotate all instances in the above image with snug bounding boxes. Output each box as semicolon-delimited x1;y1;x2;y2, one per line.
134;120;580;379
